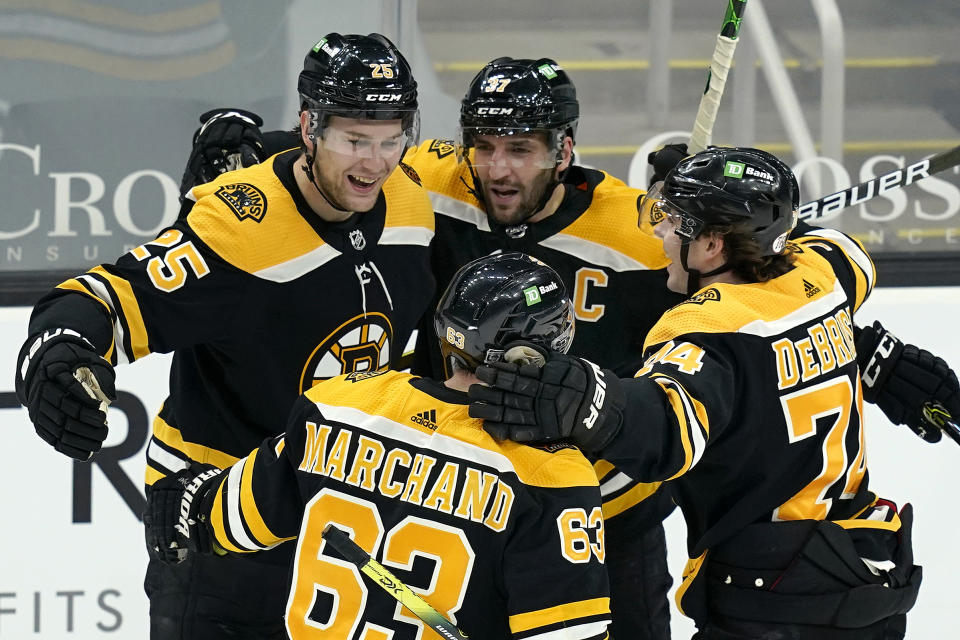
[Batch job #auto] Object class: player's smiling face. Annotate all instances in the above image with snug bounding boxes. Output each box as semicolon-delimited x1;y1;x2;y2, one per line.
472;133;558;226
313;116;406;212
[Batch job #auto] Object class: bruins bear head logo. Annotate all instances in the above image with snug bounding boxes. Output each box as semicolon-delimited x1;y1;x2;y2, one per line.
216;183;267;222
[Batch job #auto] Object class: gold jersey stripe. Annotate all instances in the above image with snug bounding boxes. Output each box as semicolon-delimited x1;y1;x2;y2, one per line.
144;464;165;487
151;414;241;470
54;277;116;362
239;450;290;547
601;481;661;519
675;552;707;617
508;597;610;633
89;265;151;361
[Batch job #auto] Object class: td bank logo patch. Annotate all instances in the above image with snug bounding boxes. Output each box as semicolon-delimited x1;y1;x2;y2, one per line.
216;183;267;222
723;161;745;179
523;286;541;306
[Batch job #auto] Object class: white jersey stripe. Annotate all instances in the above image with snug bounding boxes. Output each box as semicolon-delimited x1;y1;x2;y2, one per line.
801;228;875;292
599;472;633;497
431;192;491;232
380;226;434;246
521;620;610;640
226;458;262;551
312;402;528;480
253;244;341;283
538;233;656;272
77;274;131;365
737;280;848;338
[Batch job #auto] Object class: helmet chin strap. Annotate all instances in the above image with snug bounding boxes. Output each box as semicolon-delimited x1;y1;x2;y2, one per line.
679;241;732;296
302;140;352;214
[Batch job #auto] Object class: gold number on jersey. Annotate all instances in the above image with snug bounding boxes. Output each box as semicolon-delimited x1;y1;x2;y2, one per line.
774;375;865;521
573;268;608;322
287;489;474;639
369;63;395;78
556;506;605;563
635;340;705;376
482;77;512;93
129;230;210;293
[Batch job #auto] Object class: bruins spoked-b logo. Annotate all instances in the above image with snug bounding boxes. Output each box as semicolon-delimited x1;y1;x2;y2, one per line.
216;183;267;222
299;312;393;392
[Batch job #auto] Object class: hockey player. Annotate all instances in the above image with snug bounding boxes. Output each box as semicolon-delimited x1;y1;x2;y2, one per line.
145;252;610;640
14;33;435;639
469;147;926;639
178;57;682;639
175;58;960;639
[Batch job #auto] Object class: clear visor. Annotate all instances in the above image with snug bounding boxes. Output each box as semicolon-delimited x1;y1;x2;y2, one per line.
457;126;560;170
639;182;704;239
306;108;419;162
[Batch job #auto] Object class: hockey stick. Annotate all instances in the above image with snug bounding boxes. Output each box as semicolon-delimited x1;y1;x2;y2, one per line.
798;144;960;222
922;402;960;447
689;0;749;154
322;525;469;640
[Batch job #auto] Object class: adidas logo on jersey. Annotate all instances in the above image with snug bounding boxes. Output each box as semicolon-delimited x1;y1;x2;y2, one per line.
411;409;439;430
803;279;822;298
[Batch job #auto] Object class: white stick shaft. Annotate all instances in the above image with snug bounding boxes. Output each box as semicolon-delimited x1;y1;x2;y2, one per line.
689;35;739;154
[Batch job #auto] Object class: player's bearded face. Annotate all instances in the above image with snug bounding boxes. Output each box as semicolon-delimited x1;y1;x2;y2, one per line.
312;116;406;212
472;134;558;226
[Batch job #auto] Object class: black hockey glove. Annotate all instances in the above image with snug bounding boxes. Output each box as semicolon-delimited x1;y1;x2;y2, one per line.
144;463;223;565
15;329;116;460
179;108;265;199
647;142;689;184
856;320;960;444
468;353;625;455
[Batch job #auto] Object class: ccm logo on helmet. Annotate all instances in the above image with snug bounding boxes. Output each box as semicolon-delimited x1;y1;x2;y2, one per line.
366;94;403;102
582;360;607;430
476;107;514;115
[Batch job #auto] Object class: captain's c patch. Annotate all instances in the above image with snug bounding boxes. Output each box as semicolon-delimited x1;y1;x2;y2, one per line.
216;183;267;222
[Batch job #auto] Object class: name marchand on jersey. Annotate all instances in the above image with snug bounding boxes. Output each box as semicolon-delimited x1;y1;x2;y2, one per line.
297;418;516;532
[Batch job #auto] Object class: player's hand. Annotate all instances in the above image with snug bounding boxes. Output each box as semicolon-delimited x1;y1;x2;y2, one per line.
179;108;265;198
468;353;625;454
144;464;223;564
648;142;689;184
856;320;960;443
15;329;116;460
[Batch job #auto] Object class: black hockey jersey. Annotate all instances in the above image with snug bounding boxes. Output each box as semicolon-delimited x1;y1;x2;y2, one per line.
28;150;436;485
402;141;686;525
602;224;895;567
201;370;611;640
405;139;687;379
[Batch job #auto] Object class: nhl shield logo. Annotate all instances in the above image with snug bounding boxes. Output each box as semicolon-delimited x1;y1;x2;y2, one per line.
349;229;366;251
215;183;267;222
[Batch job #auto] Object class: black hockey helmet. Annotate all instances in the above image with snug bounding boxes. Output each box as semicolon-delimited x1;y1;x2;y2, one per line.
658;146;798;255
434;252;575;376
458;57;579;160
298;33;420;139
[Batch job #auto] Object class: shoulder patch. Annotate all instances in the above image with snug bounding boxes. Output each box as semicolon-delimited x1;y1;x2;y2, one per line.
398;161;422;186
679;287;721;306
215;183;267;222
428;139;456;159
345;369;388;383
